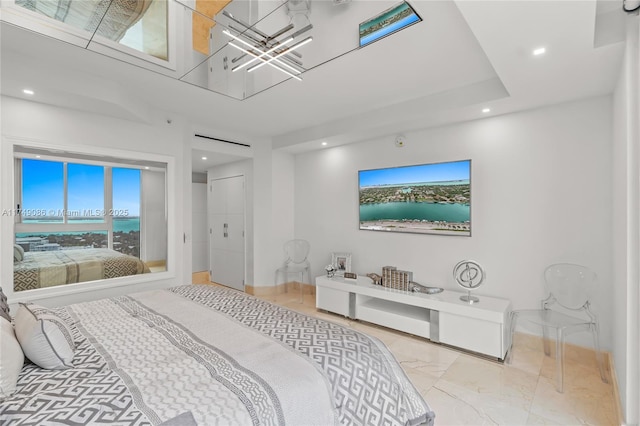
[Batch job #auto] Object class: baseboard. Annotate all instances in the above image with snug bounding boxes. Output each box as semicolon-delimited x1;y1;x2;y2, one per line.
245;283;287;296
608;354;625;426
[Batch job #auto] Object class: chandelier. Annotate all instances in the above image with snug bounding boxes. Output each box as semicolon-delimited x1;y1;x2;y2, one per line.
221;4;313;81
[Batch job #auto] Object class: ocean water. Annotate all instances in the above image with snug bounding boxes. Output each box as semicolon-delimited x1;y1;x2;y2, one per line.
360;202;469;223
113;217;140;233
16;218;140;238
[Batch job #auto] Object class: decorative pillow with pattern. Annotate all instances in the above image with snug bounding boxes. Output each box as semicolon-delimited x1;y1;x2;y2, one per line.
0;287;10;322
14;303;75;370
0;316;24;398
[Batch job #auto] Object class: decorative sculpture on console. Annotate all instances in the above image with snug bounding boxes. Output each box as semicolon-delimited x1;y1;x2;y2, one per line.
366;266;443;294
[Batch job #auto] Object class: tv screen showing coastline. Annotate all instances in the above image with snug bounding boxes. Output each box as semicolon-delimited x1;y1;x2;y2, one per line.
359;160;471;236
359;1;422;47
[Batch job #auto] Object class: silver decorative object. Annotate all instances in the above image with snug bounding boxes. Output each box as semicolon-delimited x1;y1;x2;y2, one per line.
409;281;444;294
453;260;485;304
325;264;336;278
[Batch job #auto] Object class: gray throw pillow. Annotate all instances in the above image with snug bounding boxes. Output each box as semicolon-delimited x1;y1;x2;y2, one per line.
14;303;75;370
0;287;11;322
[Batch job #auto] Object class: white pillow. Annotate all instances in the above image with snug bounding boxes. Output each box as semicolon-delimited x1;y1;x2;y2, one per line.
0;317;25;398
14;304;75;370
13;244;24;262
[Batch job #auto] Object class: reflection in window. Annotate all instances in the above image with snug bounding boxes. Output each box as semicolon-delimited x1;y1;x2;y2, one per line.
13;149;167;292
15;0;168;61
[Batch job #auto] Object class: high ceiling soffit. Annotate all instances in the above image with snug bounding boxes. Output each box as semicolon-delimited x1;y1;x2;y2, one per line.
1;0;423;101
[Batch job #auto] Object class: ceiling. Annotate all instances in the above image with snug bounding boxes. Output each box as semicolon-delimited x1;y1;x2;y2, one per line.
0;0;627;168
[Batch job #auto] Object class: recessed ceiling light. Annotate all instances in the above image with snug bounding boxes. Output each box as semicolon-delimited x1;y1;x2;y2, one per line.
482;108;491;113
35;155;41;158
145;166;150;170
321;142;328;146
23;89;34;95
533;47;546;56
202;156;207;160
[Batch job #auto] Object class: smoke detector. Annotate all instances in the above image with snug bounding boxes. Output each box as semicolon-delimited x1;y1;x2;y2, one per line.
395;135;406;148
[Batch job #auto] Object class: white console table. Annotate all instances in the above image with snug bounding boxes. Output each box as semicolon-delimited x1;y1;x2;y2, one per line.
316;275;512;360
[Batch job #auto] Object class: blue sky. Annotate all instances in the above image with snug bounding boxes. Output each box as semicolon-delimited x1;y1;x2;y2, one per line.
22;159;140;216
359;160;470;187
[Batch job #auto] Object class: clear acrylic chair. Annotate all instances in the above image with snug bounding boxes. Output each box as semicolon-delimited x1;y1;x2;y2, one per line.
507;263;608;392
274;239;311;303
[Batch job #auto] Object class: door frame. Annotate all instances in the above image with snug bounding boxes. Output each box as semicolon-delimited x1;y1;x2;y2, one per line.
207;174;246;291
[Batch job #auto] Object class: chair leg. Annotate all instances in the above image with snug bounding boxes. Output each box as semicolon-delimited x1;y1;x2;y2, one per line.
556;328;564;393
543;326;551;357
591;324;609;384
299;275;304;304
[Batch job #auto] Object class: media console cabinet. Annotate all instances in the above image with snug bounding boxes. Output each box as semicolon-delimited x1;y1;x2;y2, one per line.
316;275;512;360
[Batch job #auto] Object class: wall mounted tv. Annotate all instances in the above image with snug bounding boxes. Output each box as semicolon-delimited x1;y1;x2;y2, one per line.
359;160;471;236
359;1;422;47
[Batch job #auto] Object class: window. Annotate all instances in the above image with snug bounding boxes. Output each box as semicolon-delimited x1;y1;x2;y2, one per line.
13;148;167;292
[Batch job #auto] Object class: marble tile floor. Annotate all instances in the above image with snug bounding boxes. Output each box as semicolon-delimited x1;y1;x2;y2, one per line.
256;290;620;426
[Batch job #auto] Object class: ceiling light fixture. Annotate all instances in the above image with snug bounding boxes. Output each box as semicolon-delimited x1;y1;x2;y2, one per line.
225;37;302;81
23;89;34;95
482;108;491;113
202;156;207;160
533;47;546;56
247;37;313;73
322;142;328;146
222;23;312;81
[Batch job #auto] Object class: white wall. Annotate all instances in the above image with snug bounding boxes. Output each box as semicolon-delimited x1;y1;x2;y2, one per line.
295;96;613;349
611;14;640;426
271;151;295;276
191;182;208;272
0;96;186;307
141;169;168;262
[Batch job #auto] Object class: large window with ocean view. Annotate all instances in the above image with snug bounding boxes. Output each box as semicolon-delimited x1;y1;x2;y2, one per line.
12;147;167;293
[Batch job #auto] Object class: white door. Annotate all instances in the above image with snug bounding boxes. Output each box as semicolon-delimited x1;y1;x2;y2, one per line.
208;176;245;291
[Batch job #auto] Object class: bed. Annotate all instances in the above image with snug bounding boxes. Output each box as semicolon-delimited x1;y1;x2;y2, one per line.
0;285;435;425
13;248;150;292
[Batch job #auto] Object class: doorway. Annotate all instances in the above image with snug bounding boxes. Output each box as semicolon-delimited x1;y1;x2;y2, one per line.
208;175;245;291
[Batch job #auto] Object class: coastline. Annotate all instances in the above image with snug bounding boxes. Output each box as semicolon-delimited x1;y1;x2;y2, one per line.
360;220;470;235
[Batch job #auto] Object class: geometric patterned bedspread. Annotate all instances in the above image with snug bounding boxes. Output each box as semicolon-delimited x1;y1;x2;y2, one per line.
0;285;435;425
13;248;150;292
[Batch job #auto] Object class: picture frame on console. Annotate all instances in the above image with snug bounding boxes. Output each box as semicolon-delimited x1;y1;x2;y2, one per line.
331;252;352;276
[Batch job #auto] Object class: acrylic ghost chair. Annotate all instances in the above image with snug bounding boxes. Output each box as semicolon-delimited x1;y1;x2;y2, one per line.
274;239;311;303
507;263;608;392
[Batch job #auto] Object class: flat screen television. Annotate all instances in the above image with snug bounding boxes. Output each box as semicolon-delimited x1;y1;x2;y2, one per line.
359;1;422;47
358;160;471;236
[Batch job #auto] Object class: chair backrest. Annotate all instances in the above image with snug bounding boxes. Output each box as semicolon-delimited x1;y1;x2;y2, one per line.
544;263;596;310
283;239;310;264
